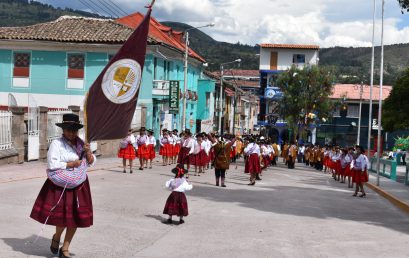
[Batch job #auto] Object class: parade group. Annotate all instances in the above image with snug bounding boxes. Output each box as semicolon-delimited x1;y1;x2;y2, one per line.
28;114;372;257
118;127;370;196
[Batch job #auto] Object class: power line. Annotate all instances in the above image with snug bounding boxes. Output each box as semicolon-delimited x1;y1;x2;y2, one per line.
98;0;122;18
103;0;129;17
88;0;117;18
77;0;101;17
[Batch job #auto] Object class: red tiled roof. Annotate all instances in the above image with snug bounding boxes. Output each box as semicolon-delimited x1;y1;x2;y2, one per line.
331;84;392;101
0;16;149;44
260;44;320;50
213;69;260;77
116;13;206;63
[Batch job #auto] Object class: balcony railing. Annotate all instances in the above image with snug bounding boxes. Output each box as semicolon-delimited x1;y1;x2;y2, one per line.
152;80;170;96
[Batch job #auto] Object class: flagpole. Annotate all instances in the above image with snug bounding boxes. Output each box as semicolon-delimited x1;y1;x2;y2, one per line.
367;0;376;158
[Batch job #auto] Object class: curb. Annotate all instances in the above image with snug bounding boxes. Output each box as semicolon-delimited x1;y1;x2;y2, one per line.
366;182;409;215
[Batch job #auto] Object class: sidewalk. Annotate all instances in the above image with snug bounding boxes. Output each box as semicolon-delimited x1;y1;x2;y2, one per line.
367;171;409;214
0;156;121;184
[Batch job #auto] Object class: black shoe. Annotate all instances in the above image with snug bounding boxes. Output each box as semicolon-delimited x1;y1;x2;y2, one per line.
165;218;172;224
179;219;185;224
130;170;133;174
50;235;59;255
59;248;70;258
248;182;255;186
123;169;126;173
256;177;262;181
221;184;226;187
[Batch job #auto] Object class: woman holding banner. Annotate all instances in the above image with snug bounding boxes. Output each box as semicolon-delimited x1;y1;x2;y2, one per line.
30;114;96;258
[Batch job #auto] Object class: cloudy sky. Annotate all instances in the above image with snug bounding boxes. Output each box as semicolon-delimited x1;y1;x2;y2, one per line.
38;0;409;47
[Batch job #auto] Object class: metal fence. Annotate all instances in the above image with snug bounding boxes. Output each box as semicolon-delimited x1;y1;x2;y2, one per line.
0;111;13;150
47;109;72;143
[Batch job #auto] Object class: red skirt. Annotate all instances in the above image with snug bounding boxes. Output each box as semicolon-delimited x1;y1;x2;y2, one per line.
230;147;236;158
137;144;149;159
335;160;342;175
177;147;191;165
173;144;181;157
163;191;188;217
191;150;207;166
245;153;261;174
324;156;329;167
262;156;270;168
30;178;93;228
147;144;156;160
118;144;136;160
159;144;173;157
352;169;369;183
344;165;352;177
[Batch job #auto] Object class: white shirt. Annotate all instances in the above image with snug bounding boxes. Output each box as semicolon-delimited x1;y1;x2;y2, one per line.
165;178;193;192
182;137;195;154
160;136;170;146
173;134;181;144
353;154;367;171
244;143;260;155
268;146;275;155
147;136;156;146
47;137;96;170
261;145;269;156
136;134;148;146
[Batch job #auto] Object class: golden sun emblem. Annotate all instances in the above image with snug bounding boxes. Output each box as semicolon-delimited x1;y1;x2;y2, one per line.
113;67;137;97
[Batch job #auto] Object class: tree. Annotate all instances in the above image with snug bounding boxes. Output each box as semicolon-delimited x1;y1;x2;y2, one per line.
382;67;409;131
398;0;409;13
276;65;335;142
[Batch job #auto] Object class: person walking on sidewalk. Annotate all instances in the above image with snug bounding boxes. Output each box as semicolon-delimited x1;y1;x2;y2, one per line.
30;113;96;258
208;134;235;187
163;165;193;225
244;137;261;185
118;129;137;173
146;129;156;169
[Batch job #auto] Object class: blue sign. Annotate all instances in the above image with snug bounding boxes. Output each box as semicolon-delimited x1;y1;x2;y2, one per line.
264;87;283;100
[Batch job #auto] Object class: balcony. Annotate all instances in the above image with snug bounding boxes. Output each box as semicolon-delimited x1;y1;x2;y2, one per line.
152;80;170;96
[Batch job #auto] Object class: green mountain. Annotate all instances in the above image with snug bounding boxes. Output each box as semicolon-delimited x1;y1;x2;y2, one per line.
0;0;103;27
0;0;407;85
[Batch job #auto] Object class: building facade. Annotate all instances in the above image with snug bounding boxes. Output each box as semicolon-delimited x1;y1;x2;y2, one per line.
258;43;320;143
0;14;215;139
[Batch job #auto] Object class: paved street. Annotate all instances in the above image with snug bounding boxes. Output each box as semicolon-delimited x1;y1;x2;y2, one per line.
1;158;409;258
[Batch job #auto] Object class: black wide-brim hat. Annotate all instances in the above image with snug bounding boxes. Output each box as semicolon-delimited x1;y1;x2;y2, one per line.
147;129;154;134
56;113;83;130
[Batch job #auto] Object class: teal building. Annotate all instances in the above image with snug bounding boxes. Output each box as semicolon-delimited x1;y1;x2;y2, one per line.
0;16;216;138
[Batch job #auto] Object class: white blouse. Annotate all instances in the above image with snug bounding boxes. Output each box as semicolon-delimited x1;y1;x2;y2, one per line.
244;143;260;155
47;137;96;170
165;178;193;192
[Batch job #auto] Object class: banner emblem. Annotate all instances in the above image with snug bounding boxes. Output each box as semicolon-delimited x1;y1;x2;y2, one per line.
102;59;142;104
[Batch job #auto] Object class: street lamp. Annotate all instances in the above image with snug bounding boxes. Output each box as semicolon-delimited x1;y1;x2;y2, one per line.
181;23;215;131
218;59;241;135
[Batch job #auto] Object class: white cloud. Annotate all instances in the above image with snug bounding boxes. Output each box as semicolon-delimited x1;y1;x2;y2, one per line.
38;0;409;47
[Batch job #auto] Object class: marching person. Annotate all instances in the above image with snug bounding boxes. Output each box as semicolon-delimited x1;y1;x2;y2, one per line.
191;133;204;176
177;129;195;175
171;129;181;164
159;129;172;166
244;137;261;185
30;114;96;258
340;148;352;184
118;128;137;174
136;127;149;170
163;165;193;225
208;134;235;187
146;129;156;169
352;145;368;197
287;141;297;169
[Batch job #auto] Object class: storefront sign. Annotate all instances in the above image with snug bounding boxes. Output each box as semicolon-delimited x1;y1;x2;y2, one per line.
169;80;179;113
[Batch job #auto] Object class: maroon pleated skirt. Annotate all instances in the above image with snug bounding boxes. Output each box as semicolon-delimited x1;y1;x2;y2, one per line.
163;191;188;217
177;147;191;165
30;178;93;228
245;153;261;174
